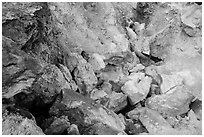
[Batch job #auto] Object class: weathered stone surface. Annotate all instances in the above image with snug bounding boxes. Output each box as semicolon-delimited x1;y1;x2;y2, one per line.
90;89;108;100
2;2;42;23
88;53;106;71
160;73;183;94
2;109;44;135
181;4;202;28
49;89;125;134
72;53;98;95
48;2;130;56
136;108;177;135
146;85;194;116
121;76;152;105
108;92;127;112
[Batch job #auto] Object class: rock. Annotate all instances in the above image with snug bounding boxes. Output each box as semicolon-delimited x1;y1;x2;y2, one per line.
190;99;202;120
44;116;70;135
88;53;106;71
2;2;42;23
146;85;194;116
145;65;162;85
90;89;109;106
108;92;127;112
118;113;126;126
32;64;75;104
72;54;98;95
85;122;120;135
2;109;44;135
90;89;108;100
58;64;78;91
125;118;147;135
121;76;152;105
129;64;145;73
100;81;112;95
160;73;183;94
49;89;125;134
181;5;202;28
2;36;42;99
49;2;130;56
67;124;80;135
137;108;178;135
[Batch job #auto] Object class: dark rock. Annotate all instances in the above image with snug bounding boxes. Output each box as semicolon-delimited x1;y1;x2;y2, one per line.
44;116;70;135
190;99;202;120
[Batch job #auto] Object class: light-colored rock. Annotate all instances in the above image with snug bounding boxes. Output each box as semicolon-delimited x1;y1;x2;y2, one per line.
146;85;194;116
2;110;44;135
137;108;178;135
160;73;183;94
121;76;152;105
90;89;108;100
72;54;98;94
89;53;105;71
181;5;202;28
108;92;127;112
129;64;145;73
67;124;80;135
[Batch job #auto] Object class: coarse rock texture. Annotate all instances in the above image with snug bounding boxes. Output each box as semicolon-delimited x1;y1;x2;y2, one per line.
121;75;152;105
108;92;128;113
2;2;202;135
146;85;194;116
2;108;44;135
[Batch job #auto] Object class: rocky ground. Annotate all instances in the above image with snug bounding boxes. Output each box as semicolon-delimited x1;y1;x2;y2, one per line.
2;2;202;135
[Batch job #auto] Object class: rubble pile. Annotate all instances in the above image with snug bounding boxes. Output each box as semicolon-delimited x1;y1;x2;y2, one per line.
2;2;202;135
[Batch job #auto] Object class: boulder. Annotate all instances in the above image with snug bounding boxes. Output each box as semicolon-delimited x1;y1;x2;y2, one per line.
146;85;194;116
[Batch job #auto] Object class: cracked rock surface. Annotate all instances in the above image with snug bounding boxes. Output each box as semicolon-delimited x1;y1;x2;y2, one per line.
2;2;202;135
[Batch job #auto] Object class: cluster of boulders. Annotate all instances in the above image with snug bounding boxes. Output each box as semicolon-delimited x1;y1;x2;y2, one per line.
2;2;202;135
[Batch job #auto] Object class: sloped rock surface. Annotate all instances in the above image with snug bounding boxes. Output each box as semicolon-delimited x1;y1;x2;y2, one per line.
146;85;194;116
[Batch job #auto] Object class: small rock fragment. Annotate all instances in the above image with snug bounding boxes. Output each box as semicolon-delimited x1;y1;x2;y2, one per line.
67;124;80;135
88;53;106;71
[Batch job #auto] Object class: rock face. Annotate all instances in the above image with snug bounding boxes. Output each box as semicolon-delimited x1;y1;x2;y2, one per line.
146;85;194;116
2;2;202;135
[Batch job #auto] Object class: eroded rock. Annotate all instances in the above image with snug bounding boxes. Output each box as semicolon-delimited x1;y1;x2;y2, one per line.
121;75;152;105
146;85;194;116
